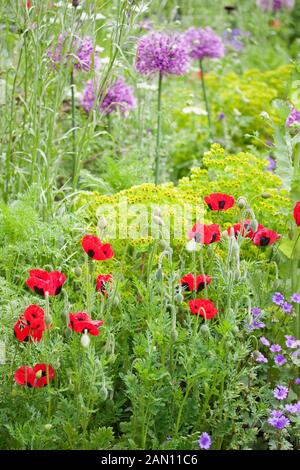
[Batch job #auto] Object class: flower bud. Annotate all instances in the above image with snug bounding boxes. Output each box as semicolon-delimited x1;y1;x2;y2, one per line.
44;315;52;328
74;267;82;277
154;207;162;217
100;385;108;401
61;311;68;322
156;268;163;281
260;111;270;120
159;239;168;250
64;328;72;338
222;230;229;239
174;293;184;303
112;296;120;307
153;215;164;226
44;424;53;431
98;216;108;230
261;192;271;199
237;197;247;209
81;333;90;348
250;219;259;232
200;324;210;338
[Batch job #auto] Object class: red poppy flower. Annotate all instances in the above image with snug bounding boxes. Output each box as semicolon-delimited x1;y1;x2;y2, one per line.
26;269;66;296
14;364;54;388
294;202;300;227
68;312;104;336
188;223;220;244
82;235;114;261
189;299;218;320
252;228;280;247
14;366;35;387
180;274;211;292
14;305;45;343
96;274;113;295
204;193;235;211
227;219;263;239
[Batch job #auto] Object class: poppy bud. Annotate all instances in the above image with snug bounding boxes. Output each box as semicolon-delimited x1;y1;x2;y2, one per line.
159;239;168;250
74;267;82;277
174;293;184;303
250;219;259;232
237;197;247;209
100;385;108;401
112;296;120;307
44;424;53;431
153;215;164;226
45;314;52;328
11;389;17;397
98;216;108;230
200;324;210;338
261;192;271;199
232;326;239;335
61;311;68;322
234;269;241;280
260;111;270;120
222;230;229;238
64;328;72;338
154;207;162;217
156;268;163;281
81;333;90;348
171;328;178;342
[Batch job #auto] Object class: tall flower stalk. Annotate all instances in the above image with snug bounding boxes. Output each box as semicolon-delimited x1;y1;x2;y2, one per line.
70;70;77;188
199;59;212;139
136;31;190;184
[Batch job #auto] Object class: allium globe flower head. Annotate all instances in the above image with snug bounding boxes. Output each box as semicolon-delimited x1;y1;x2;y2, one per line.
135;31;190;76
185;27;225;61
80;77;136;116
48;33;96;72
256;0;295;11
100;77;136;116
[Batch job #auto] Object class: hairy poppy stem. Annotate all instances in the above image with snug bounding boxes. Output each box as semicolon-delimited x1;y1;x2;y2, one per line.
71;70;77;188
199;59;213;141
154;72;163;185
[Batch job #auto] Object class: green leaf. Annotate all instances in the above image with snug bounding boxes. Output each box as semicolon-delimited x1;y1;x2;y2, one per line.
278;228;300;259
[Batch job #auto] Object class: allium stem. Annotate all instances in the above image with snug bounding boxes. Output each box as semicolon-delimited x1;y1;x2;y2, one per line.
199;59;213;140
71;70;77;188
155;73;163;185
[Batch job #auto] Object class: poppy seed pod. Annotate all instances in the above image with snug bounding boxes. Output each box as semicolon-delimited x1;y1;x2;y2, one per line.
81;333;90;348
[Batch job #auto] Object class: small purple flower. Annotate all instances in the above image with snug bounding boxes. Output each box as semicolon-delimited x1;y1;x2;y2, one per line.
252;352;268;363
252;320;266;330
273;385;289;400
272;292;285;306
198;432;212;450
136;31;190;77
285;402;300;414
268;410;290;429
291;293;300;304
270;344;282;353
218;112;225;120
266;156;276;173
274;354;286;366
295;378;300;385
185;27;225;60
286;106;300;127
251;307;262;317
80;79;96;113
285;335;297;349
281;302;293;314
260;336;270;346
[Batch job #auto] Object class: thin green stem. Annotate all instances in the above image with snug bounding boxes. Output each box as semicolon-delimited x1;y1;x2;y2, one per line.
199;59;213;141
71;70;77;188
155;73;163;185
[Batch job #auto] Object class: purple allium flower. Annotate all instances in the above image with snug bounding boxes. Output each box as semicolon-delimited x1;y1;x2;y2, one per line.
198;432;212;450
285;402;300;414
260;336;270;346
286;106;300;127
272;292;285;306
252;351;268;363
266;156;276;173
135;31;190;76
291;293;300;304
273;385;289;400
47;34;96;72
285;335;297;349
100;77;136;115
274;354;286;366
270;344;282;353
80;77;136;116
295;378;300;385
256;0;295;11
251;307;262;317
281;302;293;314
185;27;225;61
268;410;290;429
80;79;96;113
